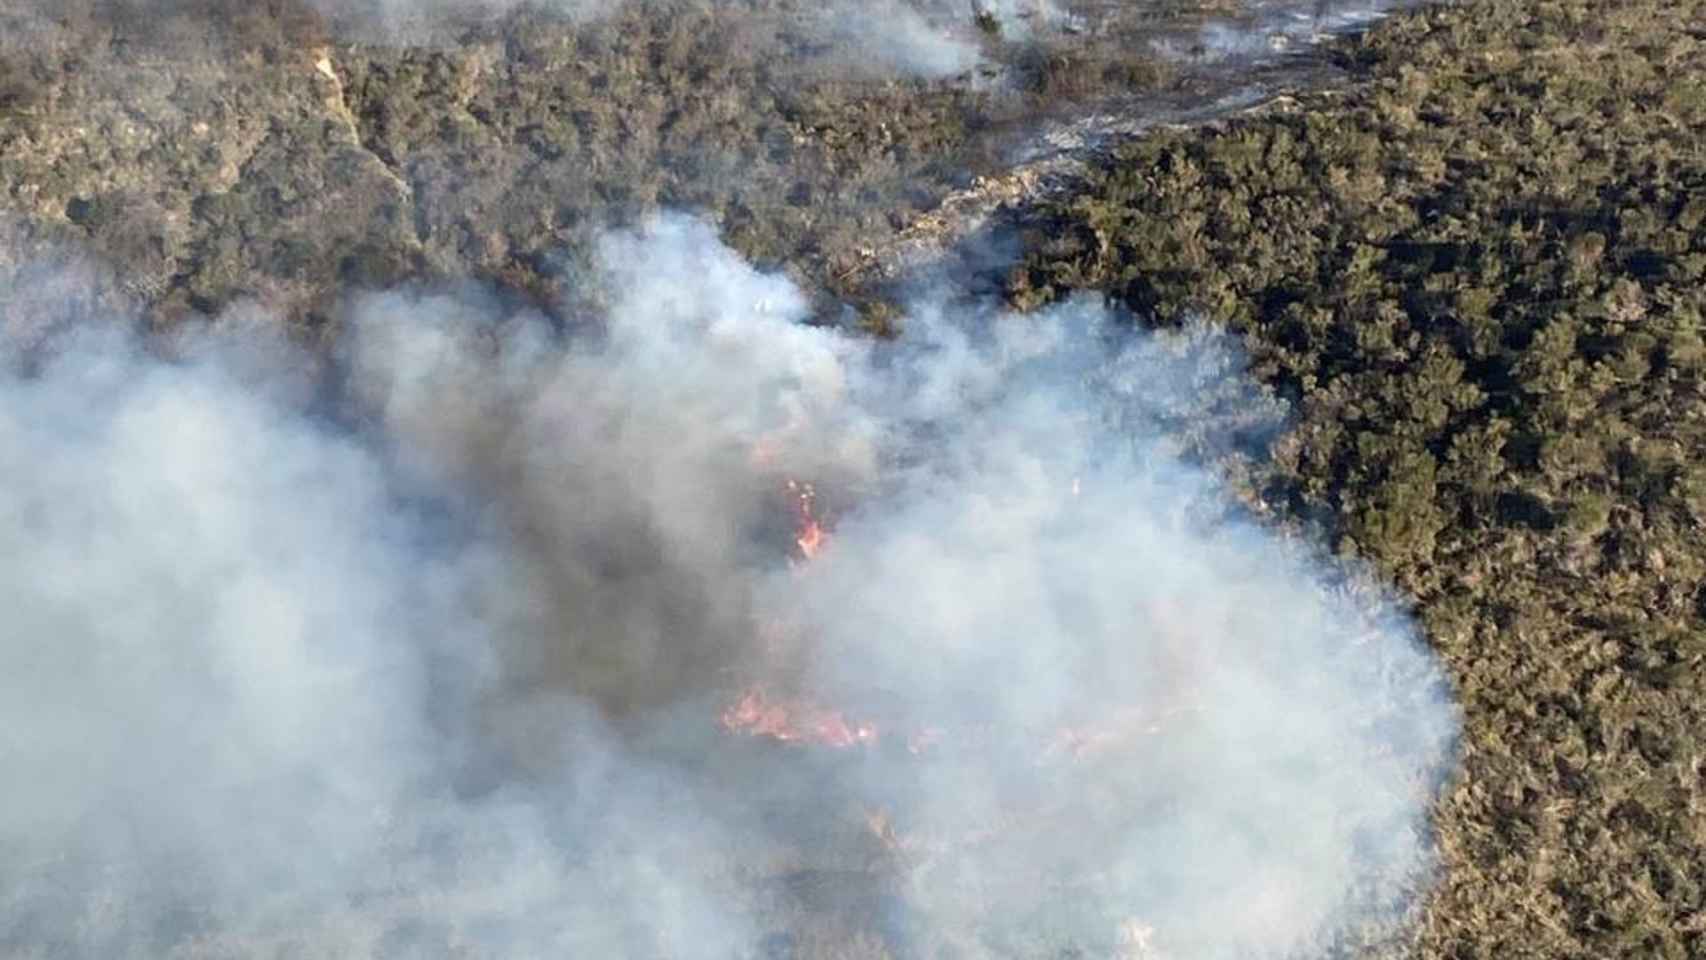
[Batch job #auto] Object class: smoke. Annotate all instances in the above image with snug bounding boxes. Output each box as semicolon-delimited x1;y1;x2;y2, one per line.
304;0;620;43
811;0;981;80
299;0;967;76
0;267;763;957
0;213;1455;958
808;0;1074;78
1153;0;1416;63
299;0;1077;76
741;285;1457;956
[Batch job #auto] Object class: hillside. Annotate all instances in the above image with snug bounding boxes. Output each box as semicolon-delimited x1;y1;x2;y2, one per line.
2;0;1704;957
1014;1;1706;956
0;0;1263;334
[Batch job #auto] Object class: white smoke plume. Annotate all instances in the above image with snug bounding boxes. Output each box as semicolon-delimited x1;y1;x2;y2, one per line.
302;0;976;75
300;0;1078;75
812;0;982;80
1154;0;1416;63
0;214;1456;958
305;0;620;43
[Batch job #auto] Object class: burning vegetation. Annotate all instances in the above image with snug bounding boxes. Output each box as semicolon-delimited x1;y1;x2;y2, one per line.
723;472;1206;767
0;205;1458;960
721;687;879;749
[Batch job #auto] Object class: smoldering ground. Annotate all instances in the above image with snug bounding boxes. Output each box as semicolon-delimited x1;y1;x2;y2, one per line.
0;213;1456;958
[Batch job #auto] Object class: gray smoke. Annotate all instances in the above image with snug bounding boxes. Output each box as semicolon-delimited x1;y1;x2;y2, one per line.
812;0;981;80
305;0;620;42
0;213;1456;958
299;0;1080;76
1153;1;1416;63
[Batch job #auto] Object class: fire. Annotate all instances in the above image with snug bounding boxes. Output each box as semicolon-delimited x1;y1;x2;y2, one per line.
785;478;827;561
712;474;852;747
720;682;1189;759
726;470;1193;759
795;519;826;560
720;688;877;748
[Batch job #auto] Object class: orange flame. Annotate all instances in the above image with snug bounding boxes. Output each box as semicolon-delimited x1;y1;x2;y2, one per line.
721;686;1193;760
795;520;826;560
785;478;828;561
726;469;1191;760
720;689;877;749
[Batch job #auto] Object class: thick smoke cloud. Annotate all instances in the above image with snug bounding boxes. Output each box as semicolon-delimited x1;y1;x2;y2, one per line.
813;0;981;80
773;301;1456;955
0;214;1455;958
0;278;758;957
